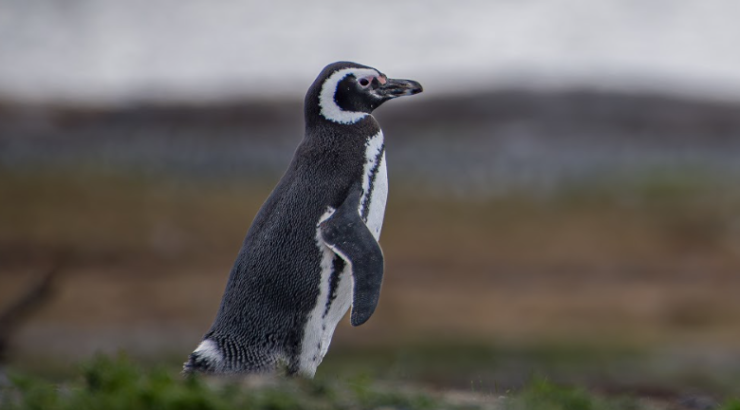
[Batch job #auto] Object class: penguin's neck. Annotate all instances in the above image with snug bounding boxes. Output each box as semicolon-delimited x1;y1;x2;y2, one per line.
305;109;380;135
300;116;382;165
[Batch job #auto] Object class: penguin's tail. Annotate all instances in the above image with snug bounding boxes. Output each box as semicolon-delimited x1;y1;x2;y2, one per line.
183;339;223;374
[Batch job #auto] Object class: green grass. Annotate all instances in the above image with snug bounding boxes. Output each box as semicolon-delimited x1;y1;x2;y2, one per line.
3;355;738;410
1;354;436;410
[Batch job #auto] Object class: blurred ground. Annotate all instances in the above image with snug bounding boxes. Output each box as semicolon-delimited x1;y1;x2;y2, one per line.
1;90;740;398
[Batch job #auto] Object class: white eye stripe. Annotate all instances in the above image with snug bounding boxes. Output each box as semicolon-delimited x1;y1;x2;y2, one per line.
319;68;380;124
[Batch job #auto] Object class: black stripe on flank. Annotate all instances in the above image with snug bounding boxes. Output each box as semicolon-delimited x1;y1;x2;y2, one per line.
361;144;385;221
322;256;345;318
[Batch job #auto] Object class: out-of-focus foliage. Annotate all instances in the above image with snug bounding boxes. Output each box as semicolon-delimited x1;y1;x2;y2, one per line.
6;355;734;410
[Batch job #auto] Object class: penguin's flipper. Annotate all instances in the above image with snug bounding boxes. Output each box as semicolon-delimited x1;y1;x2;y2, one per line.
319;185;384;327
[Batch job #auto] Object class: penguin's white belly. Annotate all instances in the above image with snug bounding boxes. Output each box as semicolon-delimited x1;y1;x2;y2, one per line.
298;132;388;376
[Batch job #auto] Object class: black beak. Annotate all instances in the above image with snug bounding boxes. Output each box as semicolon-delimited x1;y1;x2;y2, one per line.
377;78;423;99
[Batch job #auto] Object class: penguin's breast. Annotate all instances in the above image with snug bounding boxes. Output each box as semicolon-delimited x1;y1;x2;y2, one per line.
358;131;388;240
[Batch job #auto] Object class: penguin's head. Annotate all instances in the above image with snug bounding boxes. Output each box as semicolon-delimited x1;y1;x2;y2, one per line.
306;61;423;125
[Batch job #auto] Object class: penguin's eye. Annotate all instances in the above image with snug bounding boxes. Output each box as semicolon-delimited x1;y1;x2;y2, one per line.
358;77;371;87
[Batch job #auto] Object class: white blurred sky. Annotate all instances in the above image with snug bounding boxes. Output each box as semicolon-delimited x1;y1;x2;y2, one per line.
1;0;739;103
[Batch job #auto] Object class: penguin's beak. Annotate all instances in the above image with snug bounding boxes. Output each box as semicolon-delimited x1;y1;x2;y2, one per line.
375;78;423;99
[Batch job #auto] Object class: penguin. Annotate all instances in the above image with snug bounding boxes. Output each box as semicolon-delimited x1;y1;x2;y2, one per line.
184;62;422;377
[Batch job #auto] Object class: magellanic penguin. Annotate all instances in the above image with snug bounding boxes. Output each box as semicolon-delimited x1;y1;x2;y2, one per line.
184;62;422;377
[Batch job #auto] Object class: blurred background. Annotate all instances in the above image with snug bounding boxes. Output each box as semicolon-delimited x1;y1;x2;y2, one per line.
2;0;740;397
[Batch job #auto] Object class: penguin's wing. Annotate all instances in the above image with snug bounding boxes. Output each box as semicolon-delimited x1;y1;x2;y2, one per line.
319;184;384;326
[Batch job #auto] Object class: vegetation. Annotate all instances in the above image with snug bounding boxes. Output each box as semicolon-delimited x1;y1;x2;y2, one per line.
2;355;739;410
